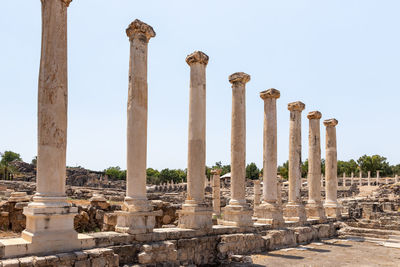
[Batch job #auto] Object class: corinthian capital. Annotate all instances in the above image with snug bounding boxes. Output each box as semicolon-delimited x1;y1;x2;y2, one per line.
323;119;338;127
126;19;156;42
307;111;322;120
260;88;280;100
228;72;250;85
185;51;209;66
287;101;305;112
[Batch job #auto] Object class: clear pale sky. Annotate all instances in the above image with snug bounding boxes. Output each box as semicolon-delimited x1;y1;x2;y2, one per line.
1;1;399;171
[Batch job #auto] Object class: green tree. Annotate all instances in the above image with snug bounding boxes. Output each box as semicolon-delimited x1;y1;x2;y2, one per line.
146;168;160;184
0;151;22;180
357;155;391;176
392;164;400;176
0;151;22;165
246;162;260;180
104;166;126;180
31;156;37;167
337;159;359;176
278;161;289;180
159;168;186;183
301;159;309;178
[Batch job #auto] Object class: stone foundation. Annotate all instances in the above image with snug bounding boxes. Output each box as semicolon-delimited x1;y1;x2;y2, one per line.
0;222;341;266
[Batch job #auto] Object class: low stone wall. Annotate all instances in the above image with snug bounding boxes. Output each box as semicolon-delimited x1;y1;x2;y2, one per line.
0;221;341;266
1;248;119;267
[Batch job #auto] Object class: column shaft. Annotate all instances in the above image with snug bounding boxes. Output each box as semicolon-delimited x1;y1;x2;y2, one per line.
126;31;150;203
306;111;325;220
325;126;337;203
230;79;247;204
307;114;322;204
211;170;221;215
36;0;70;202
288;110;303;203
263;97;278;202
324;119;341;218
187;63;207;203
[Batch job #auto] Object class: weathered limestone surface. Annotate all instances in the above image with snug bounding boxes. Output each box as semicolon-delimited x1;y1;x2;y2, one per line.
306;111;326;221
255;89;284;226
19;0;79;255
221;72;253;227
324;119;341;218
211;169;221;216
0;222;341;265
284;101;307;222
178;51;212;229
116;19;161;235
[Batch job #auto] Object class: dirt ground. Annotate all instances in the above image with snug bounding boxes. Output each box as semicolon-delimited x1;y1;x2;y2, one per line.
251;239;400;267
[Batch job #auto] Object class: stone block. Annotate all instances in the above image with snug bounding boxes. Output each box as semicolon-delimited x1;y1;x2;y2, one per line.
295;226;317;244
115;210;161;234
177;204;213;230
19;257;34;267
2;259;19;267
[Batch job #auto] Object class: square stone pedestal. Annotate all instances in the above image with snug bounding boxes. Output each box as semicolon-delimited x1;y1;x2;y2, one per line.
115;210;162;234
21;205;80;253
255;202;284;227
284;203;307;223
306;202;326;221
324;203;342;219
220;204;253;227
177;203;212;229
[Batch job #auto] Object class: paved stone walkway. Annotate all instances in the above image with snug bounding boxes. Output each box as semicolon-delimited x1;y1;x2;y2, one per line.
251;239;400;267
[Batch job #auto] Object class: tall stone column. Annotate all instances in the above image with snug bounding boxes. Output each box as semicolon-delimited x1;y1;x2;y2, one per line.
211;169;221;216
116;19;161;234
323;119;341;218
255;89;284;226
359;171;362;186
221;72;252;227
178;51;212;229
305;111;326;221
284;101;307;223
22;0;79;251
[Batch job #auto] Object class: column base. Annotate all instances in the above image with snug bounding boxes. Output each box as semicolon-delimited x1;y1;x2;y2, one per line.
115;210;162;234
305;202;326;221
255;202;284;227
115;200;162;234
177;203;212;230
22;203;79;252
284;202;307;223
324;202;342;219
220;204;253;227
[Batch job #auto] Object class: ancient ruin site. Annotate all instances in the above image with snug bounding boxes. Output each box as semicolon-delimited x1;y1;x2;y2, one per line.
1;1;399;267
